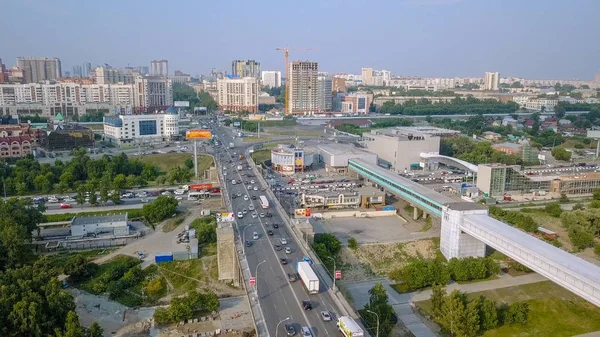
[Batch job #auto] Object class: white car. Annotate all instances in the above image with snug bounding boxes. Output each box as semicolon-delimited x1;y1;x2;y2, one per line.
248;205;255;211
285;247;292;254
244;195;249;201
301;327;312;337
175;196;183;200
252;212;258;218
232;180;236;185
280;238;287;245
259;213;265;218
237;212;243;219
242;209;248;214
253;232;259;240
250;180;255;184
253;186;258;191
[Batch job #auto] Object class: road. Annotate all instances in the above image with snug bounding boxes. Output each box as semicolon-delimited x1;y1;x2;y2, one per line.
213;121;343;337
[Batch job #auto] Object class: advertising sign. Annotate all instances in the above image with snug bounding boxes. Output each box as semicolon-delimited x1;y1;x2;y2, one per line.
295;208;312;218
189;183;213;190
233;121;241;127
174;101;190;107
186;129;212;139
216;213;235;222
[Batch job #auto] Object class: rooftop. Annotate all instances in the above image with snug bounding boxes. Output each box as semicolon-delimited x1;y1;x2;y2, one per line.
492;142;522;150
392;126;461;136
71;213;128;226
317;143;370;156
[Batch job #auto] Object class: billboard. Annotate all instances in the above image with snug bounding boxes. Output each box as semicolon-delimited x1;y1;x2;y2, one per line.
216;213;235;222
174;101;190;107
189;183;213;190
233;121;241;127
186;129;212;139
295;208;312;218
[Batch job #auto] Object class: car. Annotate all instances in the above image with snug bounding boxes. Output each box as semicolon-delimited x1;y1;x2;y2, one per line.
285;247;292;254
246;240;252;247
252;212;258;218
280;258;288;265
287;273;297;282
266;212;273;218
267;230;274;236
253;186;258;191
232;195;237;199
273;223;279;228
253;232;259;240
161;191;171;195
280;238;288;245
175;196;183;200
60;203;72;209
320;311;332;321
248;205;255;211
242;209;248;214
302;300;312;311
274;244;282;251
251;195;257;200
244;195;249;201
303;257;313;265
301;327;311;337
237;212;243;218
285;323;296;336
237;193;242;197
250;180;255;184
260;213;265;218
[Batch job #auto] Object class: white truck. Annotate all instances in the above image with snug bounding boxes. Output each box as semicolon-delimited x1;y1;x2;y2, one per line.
337;316;364;337
229;142;234;149
296;261;319;294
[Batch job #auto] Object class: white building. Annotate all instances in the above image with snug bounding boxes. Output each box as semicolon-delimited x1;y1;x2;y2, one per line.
216;77;259;113
317;143;377;174
271;145;315;175
103;112;179;146
71;213;129;237
525;98;559;111
151;60;169;77
484;72;500;91
261;71;282;88
134;76;173;111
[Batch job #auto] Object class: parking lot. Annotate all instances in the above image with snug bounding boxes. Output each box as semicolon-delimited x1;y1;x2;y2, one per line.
311;215;421;244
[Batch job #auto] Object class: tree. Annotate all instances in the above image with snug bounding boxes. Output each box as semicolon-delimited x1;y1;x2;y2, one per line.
551;147;572;161
430;285;447;317
185;158;194;169
86;322;104;337
99;183;110;205
142;196;179;224
479;297;499;330
568;227;595;250
112;174;127;194
544;202;562;217
0;198;45;270
194;219;217;245
554;103;566;119
363;283;394;337
347;237;358;250
593;188;600;201
313;233;342;256
505;302;529;325
58;311;85;337
64;254;93;279
126;174;137;188
76;185;87;207
145;277;166;298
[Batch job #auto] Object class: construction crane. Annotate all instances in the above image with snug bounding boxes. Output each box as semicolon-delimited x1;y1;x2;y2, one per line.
275;47;316;115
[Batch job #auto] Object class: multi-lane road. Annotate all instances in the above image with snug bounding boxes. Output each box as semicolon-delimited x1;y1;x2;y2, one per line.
213;122;343;337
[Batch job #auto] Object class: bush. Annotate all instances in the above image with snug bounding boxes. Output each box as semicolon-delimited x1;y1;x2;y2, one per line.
595;244;600;257
152;290;220;325
544;203;562;217
191;217;217;245
448;257;499;282
391;260;450;291
590;200;600;209
505;302;530;325
489;207;538;232
508;261;532;273
347;237;358;250
568;227;595;250
142;196;179;224
313;233;342;256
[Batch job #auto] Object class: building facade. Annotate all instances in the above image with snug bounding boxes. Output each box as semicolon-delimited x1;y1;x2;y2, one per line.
484;72;500;91
216;77;259;113
150;60;169;76
261;70;281;88
93;66;135;84
317;72;332;112
40;122;95;151
288;61;318;115
70;214;129;237
332;77;347;93
271;145;315;175
0;59;8;84
232;60;261;79
103;113;179;146
16;57;62;83
134;76;173;112
0;136;33;158
361;68;374;86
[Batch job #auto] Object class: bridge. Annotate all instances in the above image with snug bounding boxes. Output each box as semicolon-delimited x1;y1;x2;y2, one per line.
348;158;600;307
419;152;479;173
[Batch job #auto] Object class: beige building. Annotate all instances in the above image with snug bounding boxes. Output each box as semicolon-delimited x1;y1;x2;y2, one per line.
288;61;318;115
216;77;259;113
361;67;374;86
484;72;500;91
16;57;62;83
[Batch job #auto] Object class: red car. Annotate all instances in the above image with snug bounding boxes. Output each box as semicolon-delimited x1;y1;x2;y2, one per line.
60;203;72;209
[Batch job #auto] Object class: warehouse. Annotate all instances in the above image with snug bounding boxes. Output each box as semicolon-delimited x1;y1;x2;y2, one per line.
70;213;129;237
317;143;377;174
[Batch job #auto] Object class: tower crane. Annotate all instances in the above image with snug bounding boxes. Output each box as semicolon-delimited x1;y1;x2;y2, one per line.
275;47;316;115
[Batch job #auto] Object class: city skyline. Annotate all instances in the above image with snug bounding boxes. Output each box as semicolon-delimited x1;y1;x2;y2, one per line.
2;0;600;80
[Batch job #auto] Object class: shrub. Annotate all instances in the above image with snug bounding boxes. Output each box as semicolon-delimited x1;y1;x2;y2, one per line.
569;227;595;250
544;203;562;217
505;302;529;325
347;237;358;250
595;244;600;257
391;260;450;291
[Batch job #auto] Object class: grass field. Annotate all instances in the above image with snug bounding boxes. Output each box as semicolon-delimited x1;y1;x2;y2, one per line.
157;259;211;296
250;149;272;164
417;281;600;337
138;153;214;173
267;130;325;137
559;138;597;150
243;136;272;143
261;120;297;127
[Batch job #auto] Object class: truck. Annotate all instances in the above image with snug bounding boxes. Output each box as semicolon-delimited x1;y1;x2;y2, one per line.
296;261;319;294
229;142;234;149
337;316;364;337
237;165;243;171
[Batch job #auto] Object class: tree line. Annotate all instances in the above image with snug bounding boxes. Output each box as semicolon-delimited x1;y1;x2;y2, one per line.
379;96;518;116
440;137;528;166
173;83;218;112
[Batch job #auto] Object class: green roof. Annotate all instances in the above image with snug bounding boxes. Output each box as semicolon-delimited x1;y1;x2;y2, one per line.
54;113;64;121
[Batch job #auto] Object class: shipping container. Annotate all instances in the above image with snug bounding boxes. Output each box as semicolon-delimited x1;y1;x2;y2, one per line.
172;251;192;261
155;253;173;263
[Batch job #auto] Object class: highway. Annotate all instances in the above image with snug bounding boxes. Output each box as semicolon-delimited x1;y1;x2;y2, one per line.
213;121;343;337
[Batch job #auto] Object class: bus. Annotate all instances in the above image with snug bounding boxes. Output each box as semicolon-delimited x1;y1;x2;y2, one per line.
188;191;209;201
259;196;269;209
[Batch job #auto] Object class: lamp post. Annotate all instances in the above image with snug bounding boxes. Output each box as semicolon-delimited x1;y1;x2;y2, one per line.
327;255;337;291
242;224;254;255
366;309;379;337
275;317;290;337
255;259;266;299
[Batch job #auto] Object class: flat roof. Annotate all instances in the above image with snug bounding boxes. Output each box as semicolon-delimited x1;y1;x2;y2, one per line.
393;126;461;135
71;213;128;226
350;158;456;206
317;143;371;156
556;172;600;181
467;214;600;286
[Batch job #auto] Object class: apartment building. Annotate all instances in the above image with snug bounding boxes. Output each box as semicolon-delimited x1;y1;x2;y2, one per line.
134;76;173;112
216;77;259;113
332;77;347;93
361;68;374;86
103;113;179;146
261;71;282;88
93;66;135;85
317;72;332;112
232;60;261;79
288;61;318;115
150;60;169;76
484;72;500;91
0;59;8;84
16;57;62;83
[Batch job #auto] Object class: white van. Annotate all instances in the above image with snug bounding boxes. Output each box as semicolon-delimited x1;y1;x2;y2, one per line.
174;189;186;195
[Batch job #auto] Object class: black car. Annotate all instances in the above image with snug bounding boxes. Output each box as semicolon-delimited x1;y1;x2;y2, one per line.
273;223;279;228
274;244;282;251
232;195;237;199
266;212;273;218
280;258;288;265
246;241;252;247
267;230;274;236
251;196;257;200
287;273;297;282
285;323;296;336
302;300;312;310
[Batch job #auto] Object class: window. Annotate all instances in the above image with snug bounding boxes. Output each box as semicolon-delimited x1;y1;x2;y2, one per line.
139;120;157;135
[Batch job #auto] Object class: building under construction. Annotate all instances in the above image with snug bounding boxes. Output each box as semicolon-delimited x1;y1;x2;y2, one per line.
288;61;318;115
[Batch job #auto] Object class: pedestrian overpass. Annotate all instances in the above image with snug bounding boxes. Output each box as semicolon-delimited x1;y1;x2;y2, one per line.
348;158;600;307
419;152;479;173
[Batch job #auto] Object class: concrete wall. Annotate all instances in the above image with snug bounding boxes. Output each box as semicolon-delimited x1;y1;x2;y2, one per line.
217;224;237;282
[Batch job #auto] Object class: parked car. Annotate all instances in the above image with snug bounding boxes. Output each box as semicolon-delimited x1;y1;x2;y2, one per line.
60;203;72;209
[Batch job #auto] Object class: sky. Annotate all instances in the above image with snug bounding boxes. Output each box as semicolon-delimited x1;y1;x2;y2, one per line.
2;0;600;80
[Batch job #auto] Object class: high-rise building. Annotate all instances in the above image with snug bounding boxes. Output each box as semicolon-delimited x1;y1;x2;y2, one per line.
72;65;83;78
93;66;135;84
332;77;347;93
150;60;169;76
216;77;259;113
16;57;62;83
134;76;173;112
484;72;500;91
317;72;332;112
0;59;8;84
261;70;282;88
82;62;92;78
361;67;374;86
232;60;261;79
288;61;318;115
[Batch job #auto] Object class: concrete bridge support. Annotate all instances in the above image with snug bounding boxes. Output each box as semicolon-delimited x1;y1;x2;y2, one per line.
440;203;487;259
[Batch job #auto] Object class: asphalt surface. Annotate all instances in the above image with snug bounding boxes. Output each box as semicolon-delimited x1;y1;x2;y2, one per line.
213;122;342;337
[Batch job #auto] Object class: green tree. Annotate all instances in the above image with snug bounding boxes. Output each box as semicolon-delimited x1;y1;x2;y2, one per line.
86;322;104;337
554;103;566;119
430;285;447;317
594;244;600;257
99;183;110;205
347;237;358;250
126;174;137;188
479;297;499;331
142;196;179;224
112;174;127;194
64;254;92;279
194;219;217;245
185;158;194;169
568;227;595;250
505;302;529;325
76;185;86;207
145;277;166;298
363;283;394;337
313;233;342;256
593;188;600;200
544;202;562;217
551;147;572;161
59;311;85;337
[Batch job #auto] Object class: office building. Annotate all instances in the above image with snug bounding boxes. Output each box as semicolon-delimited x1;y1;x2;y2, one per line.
261;70;282;88
150;60;169;76
361;68;374;86
484;72;500;91
0;59;8;84
288;61;318;115
338;93;372;115
134;76;173;112
361;127;441;172
70;213;129;237
317;72;332;112
103;112;179;146
216;77;259;113
231;60;261;79
82;62;92;77
16;57;62;83
40;119;95;151
72;65;82;78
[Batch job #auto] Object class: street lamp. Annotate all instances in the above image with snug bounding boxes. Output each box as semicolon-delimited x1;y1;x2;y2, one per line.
242;224;254;254
327;256;337;291
275;317;290;337
255;259;266;299
365;309;379;337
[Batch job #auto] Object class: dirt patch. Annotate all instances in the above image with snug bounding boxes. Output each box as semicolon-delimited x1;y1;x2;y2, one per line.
350;239;437;277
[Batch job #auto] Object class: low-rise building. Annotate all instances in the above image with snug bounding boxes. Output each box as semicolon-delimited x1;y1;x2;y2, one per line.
103;112;179;146
70;213;129;237
271;145;315;175
317;143;377;174
0;136;33;158
40;116;95;151
327;119;372;129
492;142;521;155
299;187;386;210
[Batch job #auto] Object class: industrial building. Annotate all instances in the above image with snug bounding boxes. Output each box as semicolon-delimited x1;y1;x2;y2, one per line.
70;213;129;238
317;143;377;174
271;145;315;175
361;127;442;172
103;112;179;146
